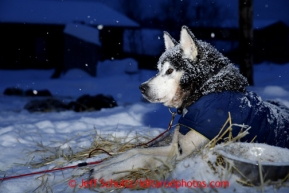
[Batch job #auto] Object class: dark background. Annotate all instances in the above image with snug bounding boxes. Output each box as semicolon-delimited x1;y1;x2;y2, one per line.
0;0;288;78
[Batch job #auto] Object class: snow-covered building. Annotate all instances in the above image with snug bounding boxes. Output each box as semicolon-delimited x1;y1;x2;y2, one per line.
0;0;139;77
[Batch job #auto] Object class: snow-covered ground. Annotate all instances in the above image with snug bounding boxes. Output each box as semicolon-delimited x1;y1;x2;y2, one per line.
0;59;288;192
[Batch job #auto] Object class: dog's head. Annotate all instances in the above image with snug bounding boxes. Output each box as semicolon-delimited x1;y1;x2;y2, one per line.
139;26;247;111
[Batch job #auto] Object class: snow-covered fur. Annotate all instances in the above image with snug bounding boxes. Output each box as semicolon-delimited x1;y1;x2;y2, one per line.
140;26;248;113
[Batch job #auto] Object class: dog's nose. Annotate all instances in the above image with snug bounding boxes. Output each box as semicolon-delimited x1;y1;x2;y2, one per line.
139;84;148;94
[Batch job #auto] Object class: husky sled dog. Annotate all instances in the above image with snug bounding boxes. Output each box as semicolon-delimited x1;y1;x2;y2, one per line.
91;26;289;180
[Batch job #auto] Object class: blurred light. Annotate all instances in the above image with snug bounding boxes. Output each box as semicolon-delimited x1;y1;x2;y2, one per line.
211;32;215;38
97;25;103;30
33;90;38;95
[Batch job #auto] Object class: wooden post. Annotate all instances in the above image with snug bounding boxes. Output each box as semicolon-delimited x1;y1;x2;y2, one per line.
239;0;254;85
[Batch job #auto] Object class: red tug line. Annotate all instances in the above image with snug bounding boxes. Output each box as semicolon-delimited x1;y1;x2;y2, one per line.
0;161;102;181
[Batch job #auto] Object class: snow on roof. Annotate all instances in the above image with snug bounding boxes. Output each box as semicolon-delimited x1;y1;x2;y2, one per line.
64;23;101;45
0;0;139;27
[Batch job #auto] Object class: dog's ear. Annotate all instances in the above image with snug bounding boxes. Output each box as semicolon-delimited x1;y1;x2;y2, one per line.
164;31;177;50
180;26;198;61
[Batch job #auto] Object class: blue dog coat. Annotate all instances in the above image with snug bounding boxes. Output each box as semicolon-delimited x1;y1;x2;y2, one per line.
178;91;289;148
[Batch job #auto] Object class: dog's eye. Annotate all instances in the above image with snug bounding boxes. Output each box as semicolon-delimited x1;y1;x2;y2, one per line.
166;68;174;75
